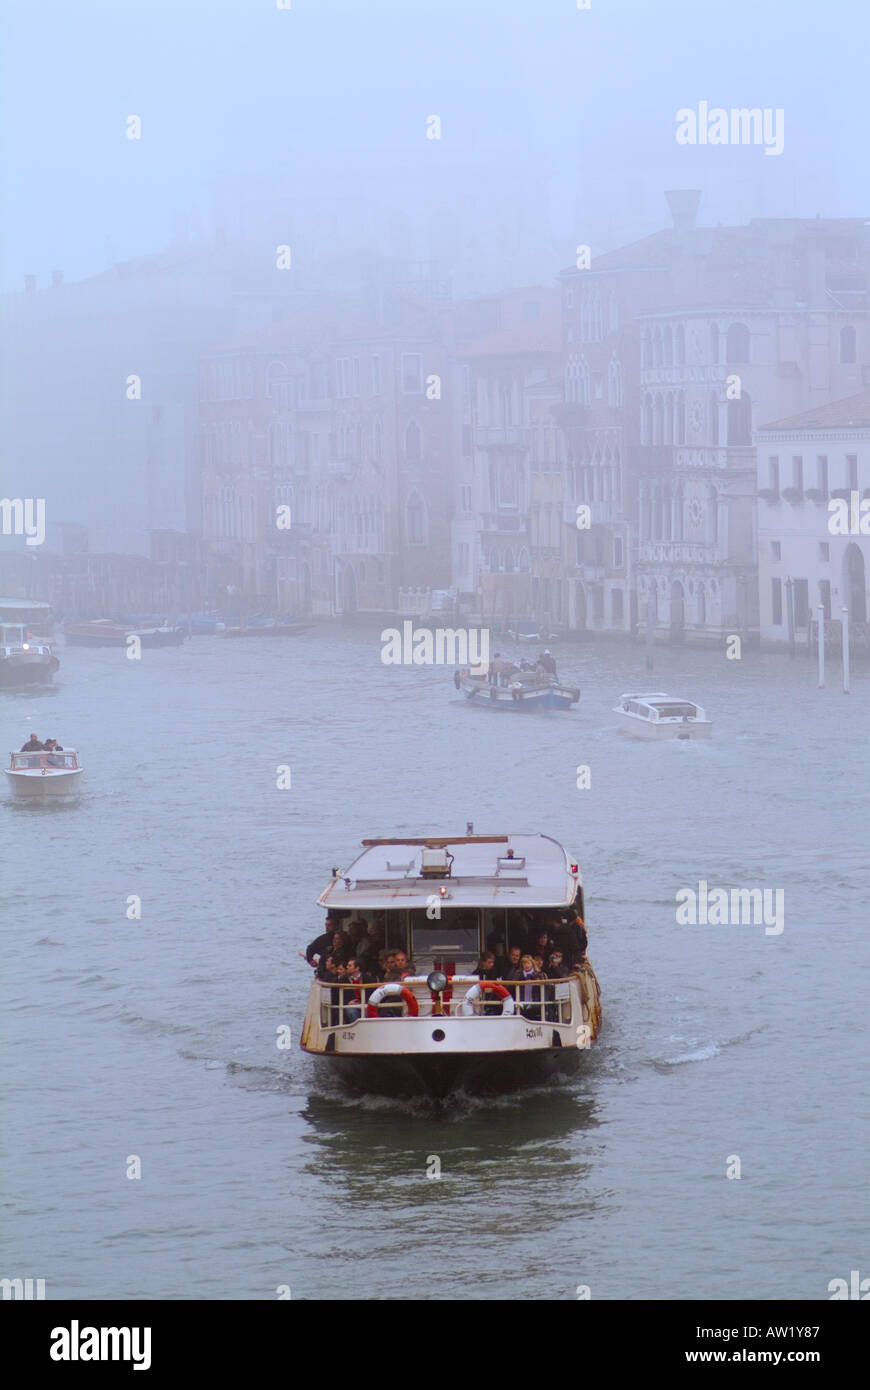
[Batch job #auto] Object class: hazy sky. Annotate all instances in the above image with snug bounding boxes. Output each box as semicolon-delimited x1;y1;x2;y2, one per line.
2;0;867;291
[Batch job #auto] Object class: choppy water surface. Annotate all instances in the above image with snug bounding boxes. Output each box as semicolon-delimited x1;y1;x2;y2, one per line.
1;627;867;1300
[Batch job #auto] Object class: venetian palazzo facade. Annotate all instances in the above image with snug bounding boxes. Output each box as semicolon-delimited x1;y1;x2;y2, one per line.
450;287;567;627
560;192;870;643
198;278;454;616
755;388;870;652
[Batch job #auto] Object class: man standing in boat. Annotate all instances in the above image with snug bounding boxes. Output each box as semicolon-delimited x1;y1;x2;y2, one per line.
536;649;557;677
20;733;44;751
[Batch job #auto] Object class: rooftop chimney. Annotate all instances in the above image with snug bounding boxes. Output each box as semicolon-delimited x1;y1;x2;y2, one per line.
24;274;36;293
665;189;701;232
51;269;63;288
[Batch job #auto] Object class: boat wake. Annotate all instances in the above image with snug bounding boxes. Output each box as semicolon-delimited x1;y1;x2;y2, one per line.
652;1023;767;1070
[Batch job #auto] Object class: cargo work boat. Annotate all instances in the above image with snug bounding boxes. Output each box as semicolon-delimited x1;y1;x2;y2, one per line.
300;833;601;1098
454;669;580;711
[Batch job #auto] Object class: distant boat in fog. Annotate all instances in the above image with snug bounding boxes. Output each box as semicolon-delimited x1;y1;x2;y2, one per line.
454;667;580;710
0;617;59;687
65;620;186;648
614;692;711;740
222;617;315;637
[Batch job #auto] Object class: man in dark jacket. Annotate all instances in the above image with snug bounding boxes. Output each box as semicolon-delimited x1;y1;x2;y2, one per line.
21;734;44;751
562;917;588;965
473;952;500;981
305;917;340;967
543;950;570;1020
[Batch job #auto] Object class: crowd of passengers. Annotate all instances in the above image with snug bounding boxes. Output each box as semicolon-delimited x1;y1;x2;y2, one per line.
304;909;588;991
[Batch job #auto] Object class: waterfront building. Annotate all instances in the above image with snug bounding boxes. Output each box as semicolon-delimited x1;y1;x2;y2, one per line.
451;287;564;626
756;387;870;651
559;193;870;642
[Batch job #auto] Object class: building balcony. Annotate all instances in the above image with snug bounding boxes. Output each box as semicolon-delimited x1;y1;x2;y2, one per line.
640;364;729;387
638;540;719;565
330;535;384;557
564;499;619;527
475;425;534;451
629;444;756;472
480;512;527;534
297;397;332;413
327;456;361;478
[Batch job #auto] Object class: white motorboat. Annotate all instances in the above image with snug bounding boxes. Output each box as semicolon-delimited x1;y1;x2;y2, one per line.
300;832;601;1098
614;692;712;740
5;748;83;797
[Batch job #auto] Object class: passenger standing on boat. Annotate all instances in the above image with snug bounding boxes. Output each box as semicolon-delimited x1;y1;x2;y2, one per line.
384;950;415;981
536;649;557;677
473;952;499;981
531;928;555;963
574;917;588;964
544;950;569;1019
516;955;543;1021
545;950;569;978
357;927;383;975
488;653;503;685
328;959;344;1023
346;919;367;951
342;960;362;1023
504;945;523;975
305;918;341;967
20;734;44;751
473;952;503;1012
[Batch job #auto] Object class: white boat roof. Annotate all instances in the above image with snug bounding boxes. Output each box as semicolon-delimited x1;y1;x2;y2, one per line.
0;598;52;610
619;692;698;705
318;833;579;910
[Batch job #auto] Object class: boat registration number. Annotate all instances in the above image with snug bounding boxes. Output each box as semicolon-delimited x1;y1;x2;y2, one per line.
525;1026;543;1039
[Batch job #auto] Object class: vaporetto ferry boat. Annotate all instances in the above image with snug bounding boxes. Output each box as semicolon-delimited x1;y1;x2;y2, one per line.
300;832;601;1098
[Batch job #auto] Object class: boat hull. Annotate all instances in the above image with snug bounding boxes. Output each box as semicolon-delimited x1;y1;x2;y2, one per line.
316;1046;583;1099
5;769;82;797
302;963;601;1099
0;653;59;687
457;674;579;711
615;716;712;740
65;626;185;647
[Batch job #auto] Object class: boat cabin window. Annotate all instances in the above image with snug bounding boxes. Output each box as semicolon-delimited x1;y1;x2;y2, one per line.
410;908;481;971
651;702;696;719
12;753;42;769
10;752;75;769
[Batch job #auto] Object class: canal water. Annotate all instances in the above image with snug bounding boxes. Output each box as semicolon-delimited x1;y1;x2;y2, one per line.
1;626;867;1300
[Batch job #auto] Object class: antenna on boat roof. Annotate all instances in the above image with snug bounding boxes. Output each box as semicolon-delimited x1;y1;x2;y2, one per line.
466;821;474;835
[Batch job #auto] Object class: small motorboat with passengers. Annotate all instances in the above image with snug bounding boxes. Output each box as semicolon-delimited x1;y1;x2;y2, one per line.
5;747;83;797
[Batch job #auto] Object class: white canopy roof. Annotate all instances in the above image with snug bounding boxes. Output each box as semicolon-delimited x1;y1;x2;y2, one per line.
317;833;579;910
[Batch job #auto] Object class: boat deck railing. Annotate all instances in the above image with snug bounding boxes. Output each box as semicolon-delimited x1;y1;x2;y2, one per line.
313;975;586;1028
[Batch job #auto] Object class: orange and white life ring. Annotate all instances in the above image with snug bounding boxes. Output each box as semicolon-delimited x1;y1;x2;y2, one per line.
460;982;516;1016
366;984;419;1018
